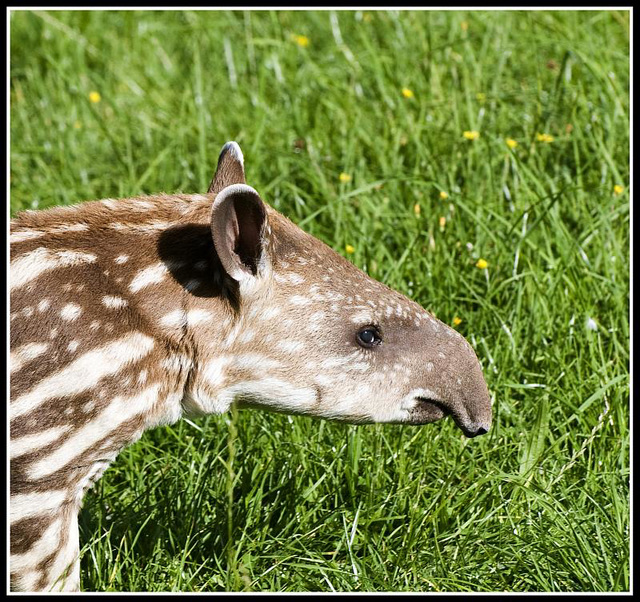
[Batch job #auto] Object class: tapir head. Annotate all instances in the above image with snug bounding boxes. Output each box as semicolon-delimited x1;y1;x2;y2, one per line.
201;142;492;437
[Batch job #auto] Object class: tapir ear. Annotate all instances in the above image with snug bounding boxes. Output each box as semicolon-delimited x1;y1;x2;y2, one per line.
208;141;246;195
211;184;269;282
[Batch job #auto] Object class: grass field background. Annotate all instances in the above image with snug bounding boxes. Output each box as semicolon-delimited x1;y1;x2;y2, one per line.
10;10;630;592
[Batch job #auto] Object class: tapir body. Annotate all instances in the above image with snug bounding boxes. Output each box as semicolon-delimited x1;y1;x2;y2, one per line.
9;142;491;591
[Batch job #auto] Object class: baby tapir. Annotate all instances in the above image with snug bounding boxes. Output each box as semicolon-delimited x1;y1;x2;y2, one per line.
9;141;492;591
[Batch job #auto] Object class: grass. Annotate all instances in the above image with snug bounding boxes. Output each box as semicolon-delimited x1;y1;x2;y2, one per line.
9;9;630;592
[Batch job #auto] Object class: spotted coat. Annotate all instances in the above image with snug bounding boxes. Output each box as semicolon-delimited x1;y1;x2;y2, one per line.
9;142;492;591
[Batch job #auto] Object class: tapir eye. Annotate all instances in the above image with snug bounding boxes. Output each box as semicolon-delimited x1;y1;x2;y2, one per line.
356;326;382;348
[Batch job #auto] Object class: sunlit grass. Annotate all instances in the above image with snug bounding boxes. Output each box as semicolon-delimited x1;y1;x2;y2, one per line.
10;9;630;592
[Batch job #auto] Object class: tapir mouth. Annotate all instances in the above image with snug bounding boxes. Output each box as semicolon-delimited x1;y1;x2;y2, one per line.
413;397;489;438
414;396;451;422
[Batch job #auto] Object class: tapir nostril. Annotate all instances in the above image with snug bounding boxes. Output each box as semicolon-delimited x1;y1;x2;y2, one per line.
467;425;489;438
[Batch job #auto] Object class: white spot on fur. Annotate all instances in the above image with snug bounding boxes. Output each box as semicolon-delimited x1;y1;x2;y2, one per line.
189;193;211;202
10;342;49;373
67;341;79;353
314;374;335;387
321;356;352;369
351;362;371;372
259;306;281;320
160;310;187;329
10;230;45;243
89;321;100;330
233;354;281;372
115;255;129;264
277;340;304;353
350;311;373;324
10;222;89;243
161;354;192;374
21;306;34;317
187;309;213;325
102;296;128;309
290;295;311;306
129;262;168;293
426;362;434;372
202;357;232;389
238;330;256;344
109;220;170;232
137;370;148;384
10;248;96;291
60;303;82;321
309;311;327;323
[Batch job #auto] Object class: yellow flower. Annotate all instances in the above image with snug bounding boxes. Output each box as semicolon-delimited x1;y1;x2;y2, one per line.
89;91;101;104
402;88;414;99
291;34;309;48
439;216;446;230
506;138;518;149
339;172;352;183
476;92;486;102
461;21;469;31
476;258;488;269
536;133;554;143
463;130;480;141
613;184;624;195
413;203;421;216
363;12;373;23
439;190;449;200
345;244;355;254
453;316;462;327
73;121;82;130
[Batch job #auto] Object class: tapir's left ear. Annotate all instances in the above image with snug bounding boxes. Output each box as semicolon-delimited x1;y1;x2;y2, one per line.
210;183;270;282
208;141;246;195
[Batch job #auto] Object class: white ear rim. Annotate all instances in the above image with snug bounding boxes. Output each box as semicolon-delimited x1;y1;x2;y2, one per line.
221;141;244;166
213;182;259;205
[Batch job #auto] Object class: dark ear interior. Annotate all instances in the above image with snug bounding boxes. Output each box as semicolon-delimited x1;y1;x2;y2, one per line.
211;185;268;281
229;194;265;275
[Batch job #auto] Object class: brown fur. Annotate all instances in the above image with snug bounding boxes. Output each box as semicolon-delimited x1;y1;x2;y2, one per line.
10;142;491;591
